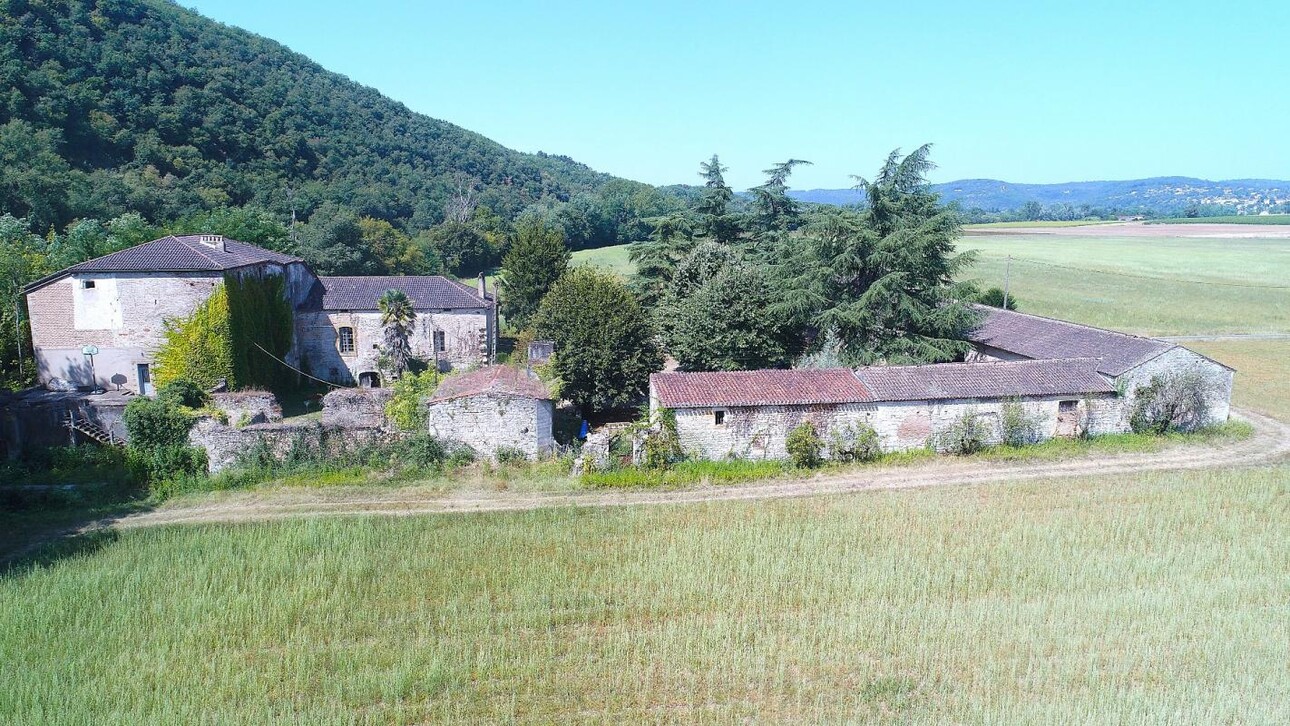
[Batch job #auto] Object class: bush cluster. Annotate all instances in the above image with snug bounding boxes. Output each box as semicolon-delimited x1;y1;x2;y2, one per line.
937;411;994;455
999;400;1045;447
786;421;824;468
1130;372;1213;434
829;422;882;463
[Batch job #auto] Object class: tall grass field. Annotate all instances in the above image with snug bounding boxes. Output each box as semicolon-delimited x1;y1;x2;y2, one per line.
2;464;1287;723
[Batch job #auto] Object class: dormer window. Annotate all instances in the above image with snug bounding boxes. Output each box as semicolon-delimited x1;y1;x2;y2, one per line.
337;326;355;354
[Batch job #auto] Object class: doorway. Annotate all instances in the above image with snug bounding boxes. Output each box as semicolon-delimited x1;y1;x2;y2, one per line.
1056;400;1080;437
137;363;153;396
358;371;381;388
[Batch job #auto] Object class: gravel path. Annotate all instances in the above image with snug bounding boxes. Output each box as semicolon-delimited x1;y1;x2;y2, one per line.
109;408;1290;530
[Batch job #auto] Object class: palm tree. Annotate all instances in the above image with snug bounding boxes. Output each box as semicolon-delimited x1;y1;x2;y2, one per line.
378;289;417;379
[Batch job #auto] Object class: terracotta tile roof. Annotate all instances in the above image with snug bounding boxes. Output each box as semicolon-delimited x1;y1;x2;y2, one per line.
853;358;1115;402
651;368;873;408
319;276;488;311
967;305;1174;377
429;366;552;402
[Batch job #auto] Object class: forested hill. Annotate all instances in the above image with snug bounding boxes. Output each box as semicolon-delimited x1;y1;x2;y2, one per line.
791;177;1290;217
0;0;637;233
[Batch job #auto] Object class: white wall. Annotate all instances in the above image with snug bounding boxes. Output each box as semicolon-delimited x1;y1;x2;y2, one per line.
1116;347;1234;428
426;393;555;460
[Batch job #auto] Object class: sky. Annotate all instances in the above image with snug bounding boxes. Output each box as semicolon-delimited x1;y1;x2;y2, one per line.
188;0;1290;191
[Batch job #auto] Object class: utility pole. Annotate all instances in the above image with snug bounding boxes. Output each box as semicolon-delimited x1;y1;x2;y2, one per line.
1003;255;1012;310
13;296;24;382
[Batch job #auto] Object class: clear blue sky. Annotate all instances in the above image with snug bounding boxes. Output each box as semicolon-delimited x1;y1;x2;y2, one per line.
189;0;1289;190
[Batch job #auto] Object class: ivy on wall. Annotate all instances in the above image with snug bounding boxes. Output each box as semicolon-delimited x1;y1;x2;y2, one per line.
153;285;233;390
153;272;295;391
226;272;294;391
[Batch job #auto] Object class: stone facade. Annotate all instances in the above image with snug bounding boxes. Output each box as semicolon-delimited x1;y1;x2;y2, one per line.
1115;347;1233;429
296;308;491;386
663;394;1124;461
210;390;283;426
189;418;390;473
321;387;393;428
427;393;555;461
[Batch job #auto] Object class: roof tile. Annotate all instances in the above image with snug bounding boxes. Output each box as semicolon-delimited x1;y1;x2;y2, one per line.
429;366;552;402
651;369;872;408
967;306;1173;376
319;276;487;310
853;358;1115;402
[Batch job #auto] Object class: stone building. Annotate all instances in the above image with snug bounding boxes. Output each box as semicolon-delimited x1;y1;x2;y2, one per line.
21;235;496;393
651;360;1122;460
965;306;1233;428
21;234;312;394
295;274;495;386
651;308;1235;462
425;366;555;460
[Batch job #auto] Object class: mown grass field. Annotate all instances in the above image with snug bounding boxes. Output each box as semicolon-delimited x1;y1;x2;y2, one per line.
1148;214;1290;225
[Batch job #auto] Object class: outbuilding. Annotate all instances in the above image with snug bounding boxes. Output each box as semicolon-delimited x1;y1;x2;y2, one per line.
425;366;555;460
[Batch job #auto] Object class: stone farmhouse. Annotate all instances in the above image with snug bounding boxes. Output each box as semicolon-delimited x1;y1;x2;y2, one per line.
425;365;556;460
651;307;1233;460
22;234;497;392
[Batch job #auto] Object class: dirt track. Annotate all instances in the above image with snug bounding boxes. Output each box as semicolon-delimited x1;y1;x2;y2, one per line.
109;408;1290;530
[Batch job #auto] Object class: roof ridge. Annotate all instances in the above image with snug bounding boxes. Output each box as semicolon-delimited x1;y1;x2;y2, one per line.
174;235;224;267
974;304;1174;349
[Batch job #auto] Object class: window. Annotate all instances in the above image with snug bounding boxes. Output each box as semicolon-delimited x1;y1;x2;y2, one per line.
81;280;96;289
433;330;446;353
337;327;355;354
714;410;725;425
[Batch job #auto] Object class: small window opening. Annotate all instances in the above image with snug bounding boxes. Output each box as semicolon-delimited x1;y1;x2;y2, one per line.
337;326;355;354
433;330;446;353
82;280;96;289
714;410;725;425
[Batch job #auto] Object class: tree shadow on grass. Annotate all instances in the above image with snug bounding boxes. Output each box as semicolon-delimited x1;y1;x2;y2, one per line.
0;484;152;578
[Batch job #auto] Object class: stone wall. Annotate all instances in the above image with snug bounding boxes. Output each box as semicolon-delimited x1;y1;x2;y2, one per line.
211;390;282;426
321;387;392;428
295;309;490;385
1116;346;1233;429
426;393;554;460
665;394;1126;461
189;418;389;473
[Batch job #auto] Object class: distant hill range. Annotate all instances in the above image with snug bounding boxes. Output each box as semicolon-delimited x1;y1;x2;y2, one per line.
791;177;1290;215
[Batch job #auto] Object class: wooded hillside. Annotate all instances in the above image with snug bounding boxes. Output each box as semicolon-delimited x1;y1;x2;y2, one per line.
0;0;641;233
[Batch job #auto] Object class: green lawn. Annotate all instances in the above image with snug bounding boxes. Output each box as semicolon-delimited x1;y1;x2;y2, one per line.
1148;214;1290;225
962;219;1118;229
959;234;1290;335
570;243;636;278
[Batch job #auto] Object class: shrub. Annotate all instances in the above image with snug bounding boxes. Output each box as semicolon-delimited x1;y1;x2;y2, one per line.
829;422;882;463
937;411;993;455
786;421;823;468
1130;372;1214;434
157;379;208;409
494;446;528;465
999;400;1044;447
385;369;443;431
127;444;208;487
642;408;684;469
123;396;195;450
976;286;1018;310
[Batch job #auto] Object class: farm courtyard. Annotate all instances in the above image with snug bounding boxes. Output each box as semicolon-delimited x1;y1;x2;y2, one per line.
3;225;1289;722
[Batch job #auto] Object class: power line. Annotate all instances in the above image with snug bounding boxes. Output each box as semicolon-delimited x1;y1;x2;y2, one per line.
251;342;350;389
994;257;1290;290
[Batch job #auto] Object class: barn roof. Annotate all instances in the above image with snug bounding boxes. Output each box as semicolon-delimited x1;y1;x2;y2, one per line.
652;359;1116;410
966;306;1175;376
429;365;552;402
22;235;301;292
318;276;489;311
651;368;872;408
852;359;1115;402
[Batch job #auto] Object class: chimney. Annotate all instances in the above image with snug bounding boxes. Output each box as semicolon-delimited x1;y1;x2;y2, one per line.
197;234;225;252
477;273;486;299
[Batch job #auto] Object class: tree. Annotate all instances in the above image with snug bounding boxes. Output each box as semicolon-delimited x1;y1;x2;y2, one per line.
695;154;740;243
748;159;811;232
378;289;417;379
774;145;979;365
423;221;494;277
499;218;569;329
664;254;791;371
296;203;378;275
358;216;417;274
533;268;663;417
170;207;289;253
976;286;1018;310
